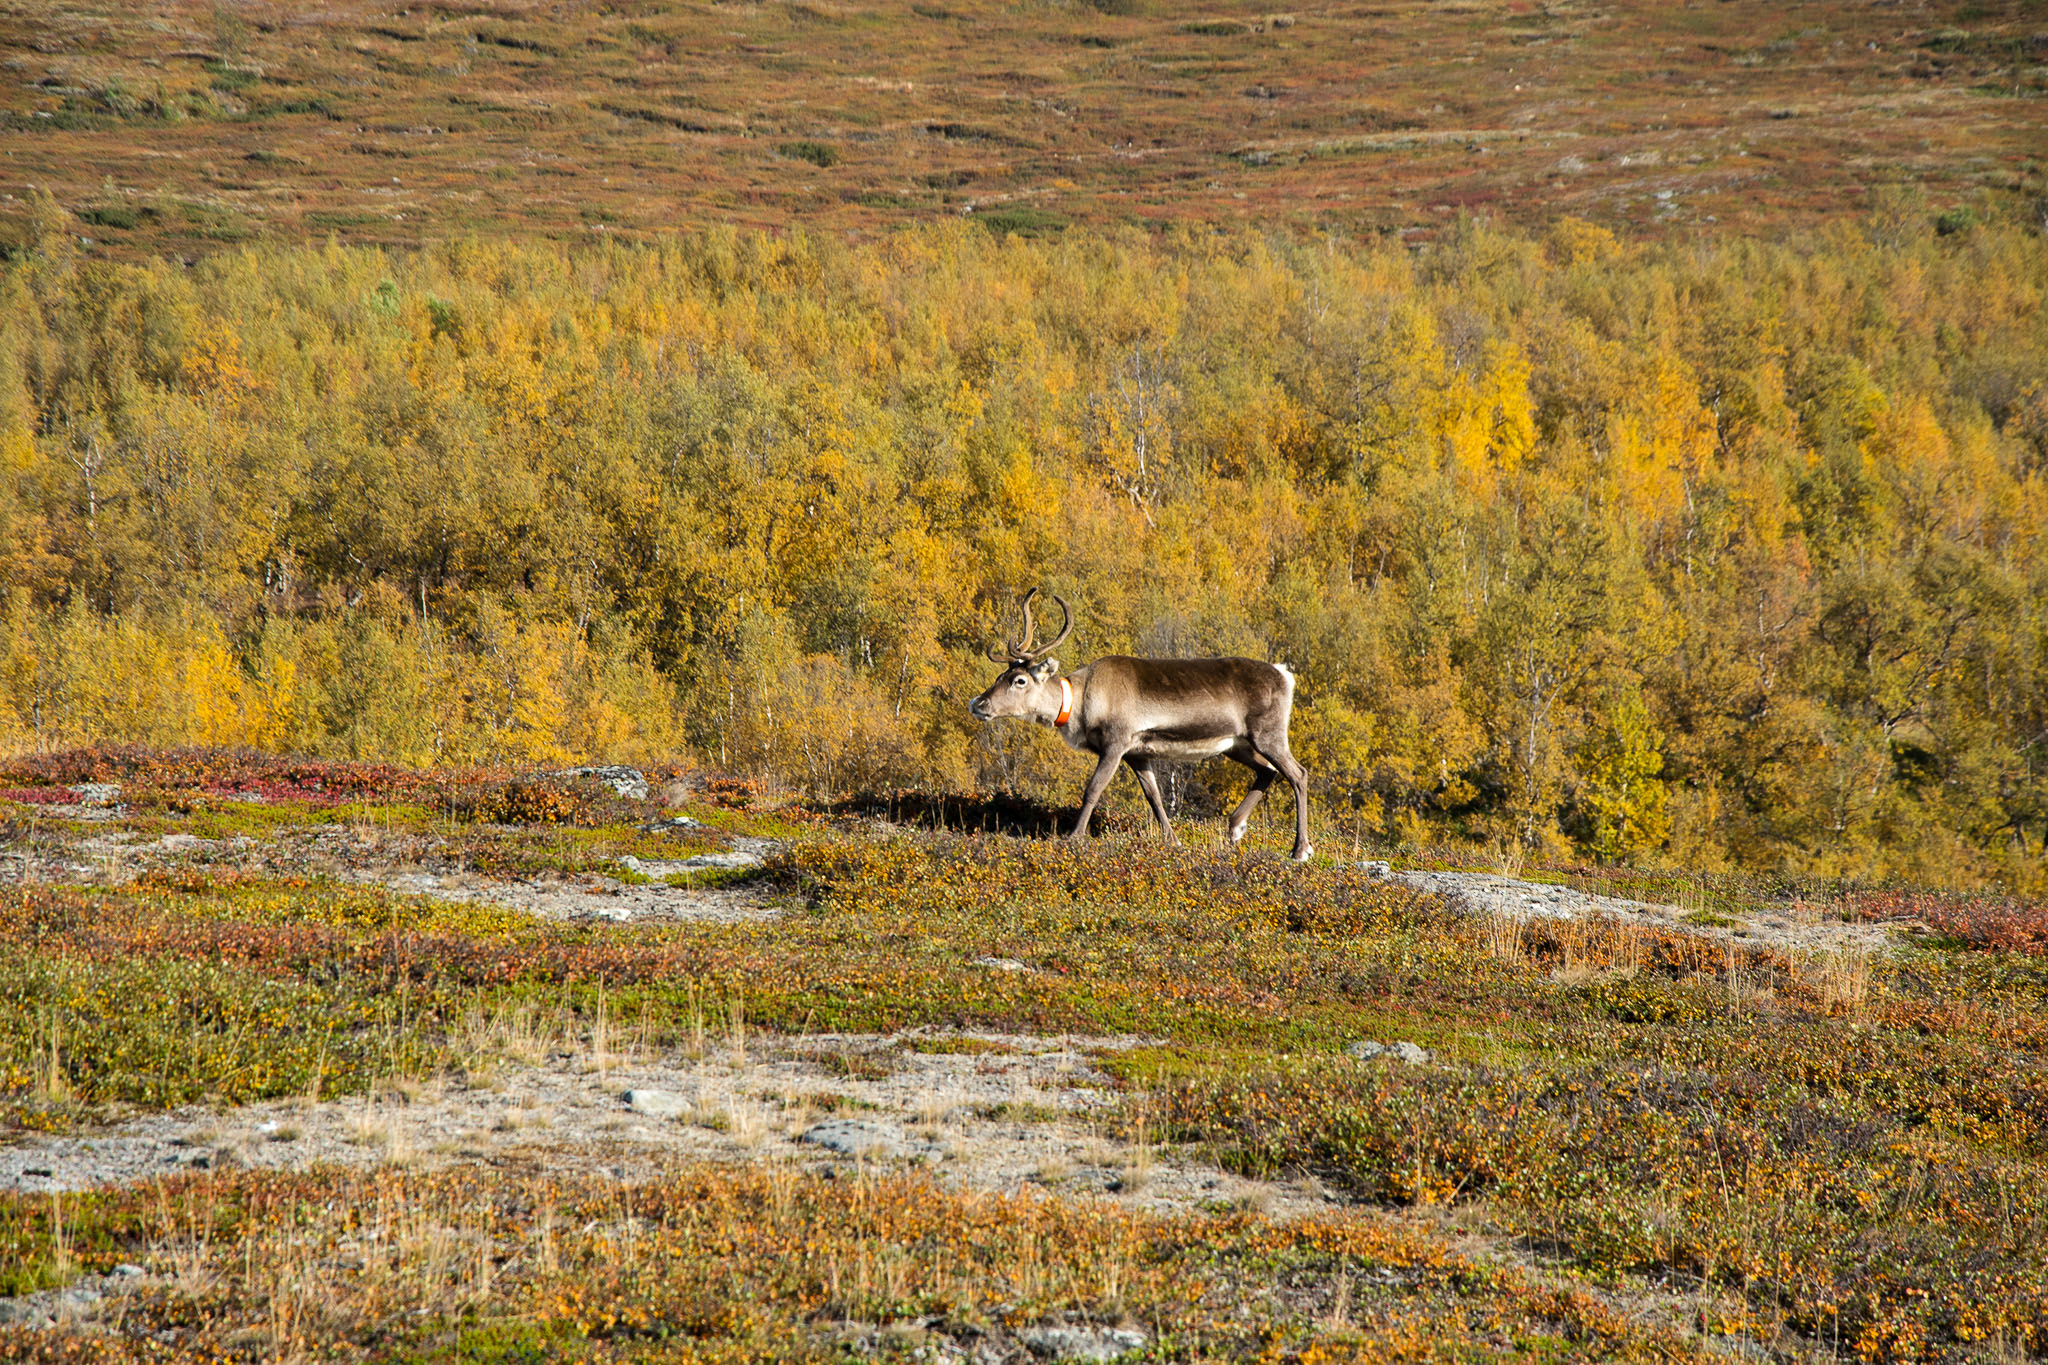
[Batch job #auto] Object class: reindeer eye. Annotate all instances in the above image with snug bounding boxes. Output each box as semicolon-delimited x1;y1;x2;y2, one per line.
1012;676;1028;688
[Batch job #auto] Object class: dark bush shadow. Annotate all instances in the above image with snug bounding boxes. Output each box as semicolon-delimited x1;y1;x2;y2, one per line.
825;789;1146;838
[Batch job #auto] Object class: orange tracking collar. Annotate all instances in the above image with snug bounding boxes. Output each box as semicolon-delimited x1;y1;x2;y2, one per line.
1053;677;1073;727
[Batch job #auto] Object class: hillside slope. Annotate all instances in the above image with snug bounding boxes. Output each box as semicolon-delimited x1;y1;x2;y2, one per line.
4;0;2045;257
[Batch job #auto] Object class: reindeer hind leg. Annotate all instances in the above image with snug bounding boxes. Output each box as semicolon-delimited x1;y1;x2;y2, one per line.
1244;727;1312;862
1266;743;1314;862
1225;744;1277;845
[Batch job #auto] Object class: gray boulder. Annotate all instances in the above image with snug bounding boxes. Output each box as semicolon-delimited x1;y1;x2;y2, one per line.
1018;1325;1149;1362
679;848;765;870
1347;1040;1430;1064
801;1119;909;1159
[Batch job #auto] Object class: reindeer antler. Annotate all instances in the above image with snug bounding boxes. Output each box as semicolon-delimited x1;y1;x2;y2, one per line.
987;587;1029;662
1030;593;1073;659
986;589;1073;663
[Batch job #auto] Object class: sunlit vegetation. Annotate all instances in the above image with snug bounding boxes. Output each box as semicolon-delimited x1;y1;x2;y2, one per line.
3;208;2046;884
2;765;2045;1356
4;3;2044;1359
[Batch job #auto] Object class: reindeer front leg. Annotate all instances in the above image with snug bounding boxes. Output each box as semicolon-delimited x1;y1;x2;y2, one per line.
1070;743;1130;842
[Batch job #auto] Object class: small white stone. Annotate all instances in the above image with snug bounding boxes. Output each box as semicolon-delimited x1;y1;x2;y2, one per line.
1018;1325;1149;1361
622;1089;689;1119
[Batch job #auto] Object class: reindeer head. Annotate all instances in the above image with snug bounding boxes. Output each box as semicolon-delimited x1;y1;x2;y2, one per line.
969;589;1075;722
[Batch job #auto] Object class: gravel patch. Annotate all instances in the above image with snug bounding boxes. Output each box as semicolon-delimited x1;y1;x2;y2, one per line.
1;821;781;925
0;1268;149;1330
1390;867;1901;955
1017;1324;1150;1361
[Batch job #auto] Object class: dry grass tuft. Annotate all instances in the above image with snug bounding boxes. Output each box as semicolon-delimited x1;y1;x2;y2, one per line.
1483;910;1525;967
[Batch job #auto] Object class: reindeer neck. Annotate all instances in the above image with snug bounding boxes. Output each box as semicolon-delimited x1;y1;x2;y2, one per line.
1048;663;1094;738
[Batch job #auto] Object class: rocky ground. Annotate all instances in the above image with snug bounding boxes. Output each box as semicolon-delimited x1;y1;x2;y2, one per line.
0;1016;1759;1359
346;847;780;925
1385;866;1905;956
2;778;1995;1360
0;1026;1332;1217
1;789;778;925
0;781;1911;1208
0;1024;1364;1347
2;802;1902;1227
6;784;1905;953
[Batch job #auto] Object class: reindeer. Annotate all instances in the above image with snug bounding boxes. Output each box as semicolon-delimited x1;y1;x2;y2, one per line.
969;590;1313;861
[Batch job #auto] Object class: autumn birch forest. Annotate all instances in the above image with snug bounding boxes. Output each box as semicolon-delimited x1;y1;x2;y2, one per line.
3;198;2044;886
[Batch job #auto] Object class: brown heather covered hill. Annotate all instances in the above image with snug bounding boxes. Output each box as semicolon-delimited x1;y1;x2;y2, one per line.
1;0;2046;257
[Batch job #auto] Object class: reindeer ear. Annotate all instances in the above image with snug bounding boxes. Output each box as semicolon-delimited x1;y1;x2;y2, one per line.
1030;658;1059;681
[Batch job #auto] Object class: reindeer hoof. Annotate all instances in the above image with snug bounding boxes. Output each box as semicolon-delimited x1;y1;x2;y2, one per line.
1292;845;1314;863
